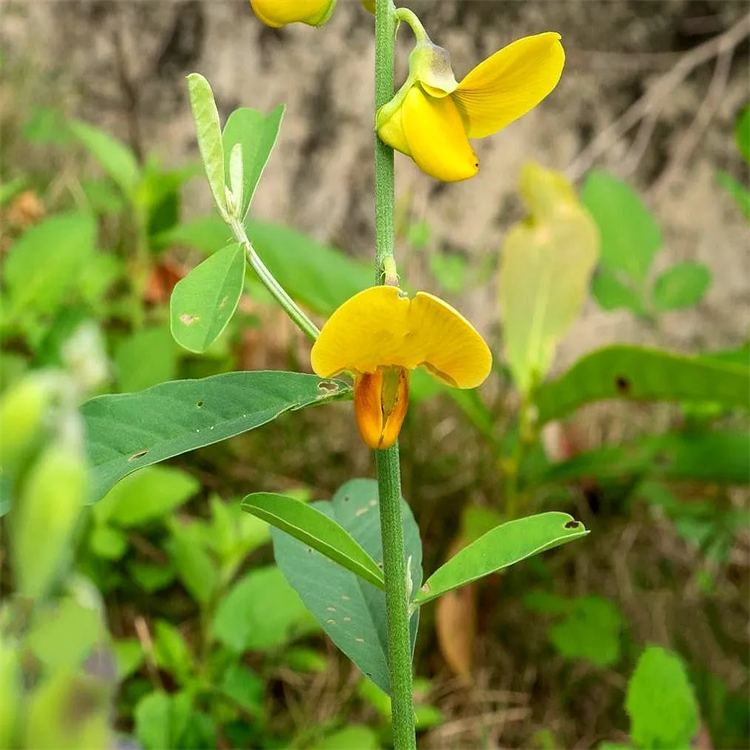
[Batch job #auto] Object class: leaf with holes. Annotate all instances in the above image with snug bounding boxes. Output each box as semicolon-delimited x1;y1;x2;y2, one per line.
222;105;283;218
187;73;228;218
170;243;245;352
81;372;351;503
414;512;587;606
271;479;422;696
652;262;711;312
242;493;384;589
535;345;750;424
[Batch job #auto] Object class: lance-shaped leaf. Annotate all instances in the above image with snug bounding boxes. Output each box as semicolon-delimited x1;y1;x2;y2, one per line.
414;512;588;606
242;493;384;589
81;372;351;503
535;345;750;424
272;479;422;696
499;163;599;394
222;105;284;219
170;243;245;352
187;73;228;219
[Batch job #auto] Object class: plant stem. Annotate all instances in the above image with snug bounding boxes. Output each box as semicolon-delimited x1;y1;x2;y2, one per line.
376;447;416;749
229;217;320;342
374;1;416;748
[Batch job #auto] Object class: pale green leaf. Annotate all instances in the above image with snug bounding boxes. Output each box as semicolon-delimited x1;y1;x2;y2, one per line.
170;242;245;352
186;73;228;218
414;512;587;606
592;269;647;316
241;493;384;589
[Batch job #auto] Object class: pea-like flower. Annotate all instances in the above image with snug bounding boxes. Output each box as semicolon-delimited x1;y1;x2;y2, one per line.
377;32;565;182
249;0;336;28
311;286;492;450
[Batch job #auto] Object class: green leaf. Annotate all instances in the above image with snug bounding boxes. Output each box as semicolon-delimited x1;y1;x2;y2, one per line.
220;663;264;713
170;243;245;352
592;269;647;316
156;215;232;255
134;691;192;750
153;620;193;685
316;726;380;750
272;479;422;696
113;639;144;680
547;595;623;668
529;430;750;487
241;493;385;589
626;646;699;749
81;371;351;503
128;561;176;592
213;565;320;653
581;170;661;281
222;105;284;218
736;103;750;164
93;465;199;527
114;325;179;392
652;262;711;311
168;519;219;606
500;164;599;393
414;512;587;606
88;523;129;560
3;212;97;320
186;73;228;218
246;220;372;315
535;345;750;424
69;119;141;196
716;171;750;221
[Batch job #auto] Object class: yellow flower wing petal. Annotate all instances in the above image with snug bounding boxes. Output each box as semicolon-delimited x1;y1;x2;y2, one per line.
453;32;565;139
377;99;412;158
250;0;334;27
401;86;479;182
310;287;492;390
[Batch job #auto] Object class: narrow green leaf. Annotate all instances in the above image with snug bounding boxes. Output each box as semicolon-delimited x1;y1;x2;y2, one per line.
4;212;97;319
535;345;750;424
272;479;422;696
414;512;587;606
500;164;599;393
581;170;661;281
69;119;141;196
652;262;711;311
222;105;284;218
168;519;219;606
592;269;647;316
736;103;750;165
242;493;384;589
716;171;750;221
186;73;228;218
529;430;750;487
170;243;245;352
81;372;351;503
626;646;699;750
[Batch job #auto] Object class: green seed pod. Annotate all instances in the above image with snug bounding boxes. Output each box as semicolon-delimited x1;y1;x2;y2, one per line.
12;441;88;598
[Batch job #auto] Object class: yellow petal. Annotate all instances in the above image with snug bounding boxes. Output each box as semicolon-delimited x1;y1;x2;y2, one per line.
354;369;409;450
401;86;479;182
361;0;375;13
249;0;335;28
377;97;412;158
453;32;565;139
311;286;492;389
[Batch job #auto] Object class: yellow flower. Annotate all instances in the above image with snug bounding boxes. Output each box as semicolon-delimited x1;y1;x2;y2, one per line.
249;0;336;28
377;32;565;182
311;286;492;449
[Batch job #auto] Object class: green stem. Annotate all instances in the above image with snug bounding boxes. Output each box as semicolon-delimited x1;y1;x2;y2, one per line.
374;1;416;748
393;7;429;43
229;217;320;342
376;447;416;749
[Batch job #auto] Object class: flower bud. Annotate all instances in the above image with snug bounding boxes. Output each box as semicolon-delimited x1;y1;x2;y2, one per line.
249;0;336;28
